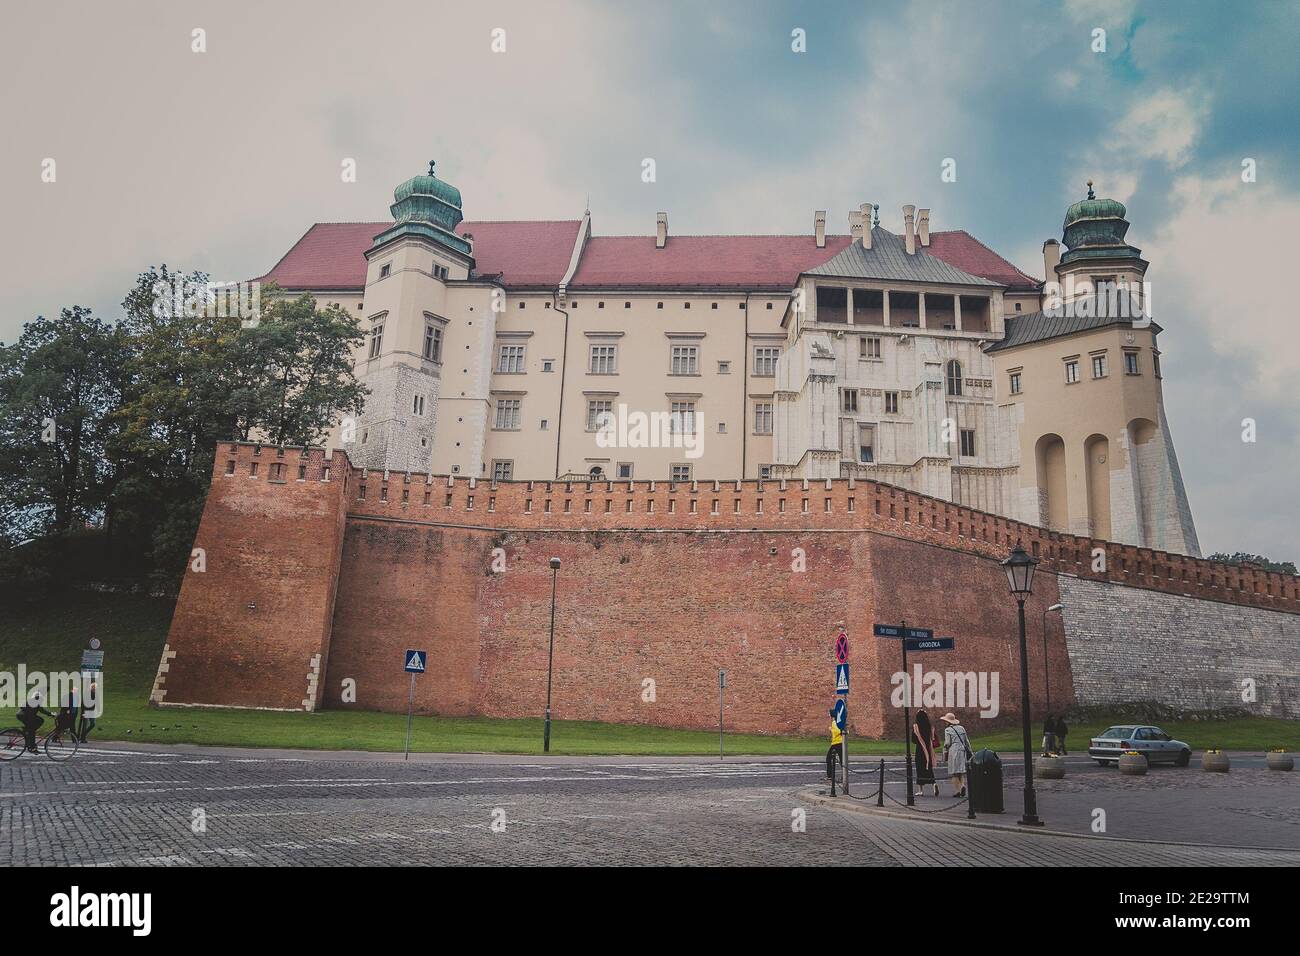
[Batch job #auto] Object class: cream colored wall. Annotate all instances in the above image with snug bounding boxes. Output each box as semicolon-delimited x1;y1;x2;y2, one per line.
993;323;1164;535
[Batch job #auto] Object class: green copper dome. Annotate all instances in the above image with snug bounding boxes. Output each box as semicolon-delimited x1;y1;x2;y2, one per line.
1060;181;1141;265
371;160;472;258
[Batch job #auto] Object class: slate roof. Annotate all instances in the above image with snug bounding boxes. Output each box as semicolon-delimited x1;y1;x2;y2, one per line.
805;227;1002;287
987;306;1162;352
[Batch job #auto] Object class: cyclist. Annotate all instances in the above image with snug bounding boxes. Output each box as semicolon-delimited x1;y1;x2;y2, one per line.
55;684;79;740
17;690;54;754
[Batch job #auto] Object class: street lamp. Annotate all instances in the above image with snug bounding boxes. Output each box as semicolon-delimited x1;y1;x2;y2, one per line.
543;557;561;753
1001;541;1043;827
1042;603;1064;715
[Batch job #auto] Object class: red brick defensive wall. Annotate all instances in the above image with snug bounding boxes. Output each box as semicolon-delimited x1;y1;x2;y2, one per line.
151;443;1300;737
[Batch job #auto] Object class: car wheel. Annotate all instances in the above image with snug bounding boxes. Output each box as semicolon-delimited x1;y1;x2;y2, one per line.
1176;749;1191;767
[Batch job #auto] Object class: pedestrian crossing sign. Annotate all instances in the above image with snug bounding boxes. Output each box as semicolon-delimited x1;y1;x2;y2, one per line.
404;650;427;673
835;663;850;694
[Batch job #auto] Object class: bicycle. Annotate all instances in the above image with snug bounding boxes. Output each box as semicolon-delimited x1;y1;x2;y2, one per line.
0;723;80;762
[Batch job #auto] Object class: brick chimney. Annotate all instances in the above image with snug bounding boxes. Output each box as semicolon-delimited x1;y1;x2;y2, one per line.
860;203;873;250
849;209;863;243
903;204;916;255
814;210;826;248
656;212;668;249
917;209;930;247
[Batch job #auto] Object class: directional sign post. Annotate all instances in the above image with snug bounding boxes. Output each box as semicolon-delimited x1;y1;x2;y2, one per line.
905;637;955;653
403;650;427;760
833;630;850;794
719;669;726;761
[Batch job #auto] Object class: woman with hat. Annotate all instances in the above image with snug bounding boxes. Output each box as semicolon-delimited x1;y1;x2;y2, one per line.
940;712;971;798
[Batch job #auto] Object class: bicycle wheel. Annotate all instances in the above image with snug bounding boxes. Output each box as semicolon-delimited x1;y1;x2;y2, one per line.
44;731;78;762
0;728;25;761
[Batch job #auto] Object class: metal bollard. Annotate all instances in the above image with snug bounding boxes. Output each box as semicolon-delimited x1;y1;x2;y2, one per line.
877;758;885;807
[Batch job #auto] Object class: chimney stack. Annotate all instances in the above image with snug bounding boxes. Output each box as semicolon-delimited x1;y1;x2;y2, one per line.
849;209;863;243
1042;238;1061;278
859;203;873;249
814;210;826;248
917;209;931;247
903;204;917;255
655;212;668;249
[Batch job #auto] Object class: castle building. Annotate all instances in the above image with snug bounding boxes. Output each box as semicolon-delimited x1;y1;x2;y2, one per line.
256;167;1199;556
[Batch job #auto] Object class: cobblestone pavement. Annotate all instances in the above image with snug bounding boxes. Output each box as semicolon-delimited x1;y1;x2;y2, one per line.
1;744;1295;866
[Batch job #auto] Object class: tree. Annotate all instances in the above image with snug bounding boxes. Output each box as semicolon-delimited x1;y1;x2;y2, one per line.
230;288;367;446
0;307;126;542
1206;552;1297;575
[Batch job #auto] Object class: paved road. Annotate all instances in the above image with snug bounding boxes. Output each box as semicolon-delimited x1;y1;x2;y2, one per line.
0;743;1295;866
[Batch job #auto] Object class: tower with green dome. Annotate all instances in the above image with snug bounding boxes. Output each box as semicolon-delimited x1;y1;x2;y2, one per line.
1059;181;1144;266
371;160;473;259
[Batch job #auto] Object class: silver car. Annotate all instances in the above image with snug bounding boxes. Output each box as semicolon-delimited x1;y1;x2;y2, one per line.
1089;725;1192;767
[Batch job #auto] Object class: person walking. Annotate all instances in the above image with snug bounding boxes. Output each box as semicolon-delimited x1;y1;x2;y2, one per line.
1041;712;1057;755
826;707;844;782
1054;714;1069;755
77;678;98;742
912;708;939;797
941;712;971;798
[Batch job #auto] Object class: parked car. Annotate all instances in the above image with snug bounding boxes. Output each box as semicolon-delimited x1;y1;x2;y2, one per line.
1089;725;1191;767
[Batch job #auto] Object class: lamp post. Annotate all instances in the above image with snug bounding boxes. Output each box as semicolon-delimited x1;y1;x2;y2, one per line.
543;557;560;753
1042;603;1064;716
1002;541;1043;827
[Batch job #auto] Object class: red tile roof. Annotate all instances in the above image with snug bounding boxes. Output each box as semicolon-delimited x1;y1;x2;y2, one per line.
257;220;582;291
926;230;1041;290
256;222;1039;294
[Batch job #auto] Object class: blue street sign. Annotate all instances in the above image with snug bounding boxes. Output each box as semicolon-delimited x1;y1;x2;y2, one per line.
835;663;850;695
904;627;933;640
905;637;955;652
832;698;847;730
404;650;427;673
873;623;904;638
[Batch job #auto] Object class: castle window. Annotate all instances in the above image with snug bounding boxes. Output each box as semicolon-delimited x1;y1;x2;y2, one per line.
540;419;549;430
959;428;976;457
670;344;698;376
589;465;605;478
945;360;963;396
759;464;772;480
671;464;693;483
754;402;774;435
590;344;617;375
269;463;288;482
412;394;425;416
1091;353;1107;379
542;359;554;372
766;302;773;310
1009;371;1022;395
297;464;307;480
1065;359;1080;384
617;462;633;479
497;344;526;374
841;388;858;413
518;300;525;309
225;459;235;475
494;398;522;430
1124;350;1140;375
1152;350;1162;378
884;391;899;415
492;460;513;482
753;346;780;376
711;302;718;310
423;323;443;362
368;323;384;360
379;263;391;279
624;302;631;309
586;399;613;432
669;400;697;435
717;360;731;374
860;336;882;360
858;424;875;463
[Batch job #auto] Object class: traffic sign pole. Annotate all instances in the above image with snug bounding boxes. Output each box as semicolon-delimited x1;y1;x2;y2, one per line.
404;672;416;761
718;669;726;761
901;620;913;806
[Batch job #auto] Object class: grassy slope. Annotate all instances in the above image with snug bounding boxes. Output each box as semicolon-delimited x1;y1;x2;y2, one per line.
1;590;1296;756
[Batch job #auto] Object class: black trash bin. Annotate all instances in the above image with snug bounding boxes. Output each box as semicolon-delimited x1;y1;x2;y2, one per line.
968;748;1004;813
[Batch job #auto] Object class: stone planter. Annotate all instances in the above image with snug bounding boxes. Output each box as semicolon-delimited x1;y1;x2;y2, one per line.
1202;752;1231;773
1266;752;1294;772
1118;752;1148;775
1037;755;1066;779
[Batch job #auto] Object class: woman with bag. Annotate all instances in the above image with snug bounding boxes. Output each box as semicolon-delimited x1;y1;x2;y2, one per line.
940;712;971;798
912;708;939;797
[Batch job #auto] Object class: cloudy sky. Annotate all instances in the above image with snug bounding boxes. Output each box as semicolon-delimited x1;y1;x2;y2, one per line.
2;0;1297;561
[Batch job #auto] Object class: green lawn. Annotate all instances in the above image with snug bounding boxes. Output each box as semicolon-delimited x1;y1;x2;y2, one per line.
3;590;1297;756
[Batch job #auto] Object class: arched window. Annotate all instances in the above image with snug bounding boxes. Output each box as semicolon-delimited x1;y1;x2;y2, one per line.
589;465;604;479
946;360;963;396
